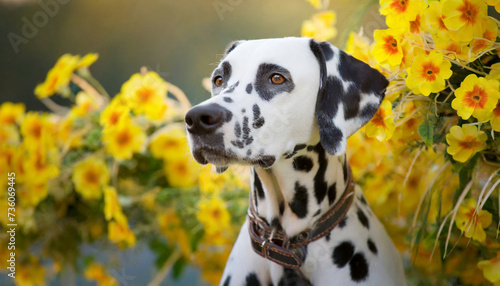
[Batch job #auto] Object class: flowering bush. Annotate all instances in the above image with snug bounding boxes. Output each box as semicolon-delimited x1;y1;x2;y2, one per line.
0;0;499;285
0;55;249;285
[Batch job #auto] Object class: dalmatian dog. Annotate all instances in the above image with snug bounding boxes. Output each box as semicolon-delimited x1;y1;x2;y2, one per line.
185;37;406;285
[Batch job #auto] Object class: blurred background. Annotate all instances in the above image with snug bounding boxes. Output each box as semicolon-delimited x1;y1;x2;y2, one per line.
0;0;382;110
0;1;382;285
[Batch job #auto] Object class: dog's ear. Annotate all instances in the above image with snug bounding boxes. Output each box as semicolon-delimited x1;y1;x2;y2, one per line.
224;40;245;56
309;39;388;156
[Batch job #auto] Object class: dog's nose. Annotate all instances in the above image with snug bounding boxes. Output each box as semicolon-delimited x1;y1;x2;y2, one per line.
185;104;228;135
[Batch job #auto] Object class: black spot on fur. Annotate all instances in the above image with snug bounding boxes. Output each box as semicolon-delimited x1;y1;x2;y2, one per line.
234;121;242;138
292;156;314;172
231;140;244;149
224;81;239;94
222;61;232;82
328;183;337;205
223;97;233;103
338;50;388;96
312;144;328;204
359;195;368;206
367;239;378;255
252;104;265;129
247;149;252;156
278;268;309;286
325;230;331;241
242;116;250;140
289;182;308;219
338;216;347;228
307;145;315;152
223;275;231;286
225;41;240;55
316;113;343;155
319;41;334;61
254;63;295;101
246;83;253;94
284;144;307;159
313;209;321;217
332;241;355;268
357;209;369;229
254;172;265;200
245;272;261;286
349;253;369;282
360;103;380;120
279;201;285;216
271;217;282;230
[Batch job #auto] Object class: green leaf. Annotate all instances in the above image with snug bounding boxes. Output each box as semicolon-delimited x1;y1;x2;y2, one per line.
418;119;435;146
189;229;204;253
172;257;187;279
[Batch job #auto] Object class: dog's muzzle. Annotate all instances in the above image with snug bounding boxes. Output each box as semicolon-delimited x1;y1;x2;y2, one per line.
185;103;233;165
185;103;231;135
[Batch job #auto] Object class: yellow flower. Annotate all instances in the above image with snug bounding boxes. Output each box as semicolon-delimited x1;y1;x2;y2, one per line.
478;251;500;284
164;157;201;188
486;63;500;81
104;186;127;225
120;71;169;120
84;262;119;286
55;116;84;149
301;11;337;41
425;1;452;39
149;125;188;161
372;29;404;67
34;54;80;98
199;165;232;195
451;74;500;122
0;125;20;145
72;156;109;200
69;91;100;118
446;125;487;162
379;0;426;29
100;96;131;128
345;32;371;65
434;35;471;61
24;148;59;185
305;0;322;8
491;101;500;132
108;220;136;248
157;209;192;255
17;182;49;208
455;198;492;242
486;0;500;12
470;18;498;58
365;100;395;141
17;256;45;286
0;102;25;125
197;198;231;235
406;51;452;96
442;0;488;42
102;118;146;160
20;112;55;149
77;53;99;69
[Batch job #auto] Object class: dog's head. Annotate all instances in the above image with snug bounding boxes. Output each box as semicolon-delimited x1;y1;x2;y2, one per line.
185;37;388;172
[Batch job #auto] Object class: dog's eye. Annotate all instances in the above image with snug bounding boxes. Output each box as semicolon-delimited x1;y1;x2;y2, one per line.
213;76;224;87
270;73;285;84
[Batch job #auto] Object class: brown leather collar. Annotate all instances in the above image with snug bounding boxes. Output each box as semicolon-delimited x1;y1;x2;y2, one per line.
248;163;355;268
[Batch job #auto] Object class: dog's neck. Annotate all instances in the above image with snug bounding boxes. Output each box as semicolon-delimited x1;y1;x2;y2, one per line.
251;142;350;237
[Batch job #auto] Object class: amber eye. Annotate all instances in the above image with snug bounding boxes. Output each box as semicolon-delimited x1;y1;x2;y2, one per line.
270;73;285;84
213;76;224;87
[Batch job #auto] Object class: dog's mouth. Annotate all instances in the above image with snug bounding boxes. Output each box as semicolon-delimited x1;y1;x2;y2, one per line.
192;147;237;166
191;146;276;169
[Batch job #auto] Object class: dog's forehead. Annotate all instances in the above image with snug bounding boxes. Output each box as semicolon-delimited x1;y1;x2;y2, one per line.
221;37;318;74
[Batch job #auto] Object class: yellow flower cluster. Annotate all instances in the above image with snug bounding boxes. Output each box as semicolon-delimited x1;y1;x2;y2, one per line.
343;0;500;283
